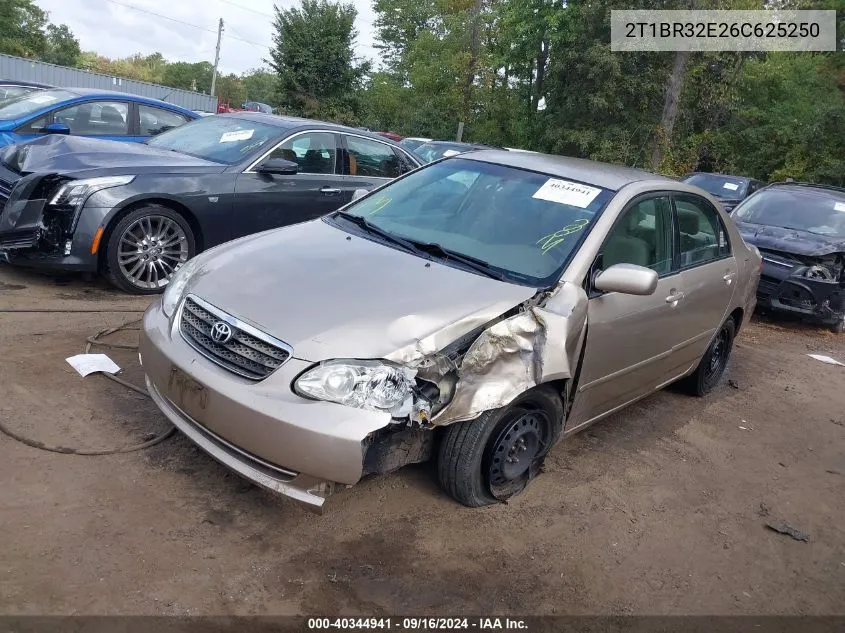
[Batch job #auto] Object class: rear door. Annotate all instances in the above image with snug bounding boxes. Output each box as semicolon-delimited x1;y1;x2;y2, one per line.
232;130;344;238
567;194;688;430
670;193;738;369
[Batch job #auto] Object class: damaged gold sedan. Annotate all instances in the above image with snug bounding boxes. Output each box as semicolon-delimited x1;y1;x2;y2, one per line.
140;152;761;510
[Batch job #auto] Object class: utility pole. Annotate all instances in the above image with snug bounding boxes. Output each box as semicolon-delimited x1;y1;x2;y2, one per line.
210;18;223;97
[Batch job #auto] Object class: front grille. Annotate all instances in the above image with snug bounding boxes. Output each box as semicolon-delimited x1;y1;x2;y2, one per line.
757;276;780;298
179;296;292;380
0;178;12;211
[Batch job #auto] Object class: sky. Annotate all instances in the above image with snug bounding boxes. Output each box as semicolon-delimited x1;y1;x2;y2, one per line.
34;0;380;76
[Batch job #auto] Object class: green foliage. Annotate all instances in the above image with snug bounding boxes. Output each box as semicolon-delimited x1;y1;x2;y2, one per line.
242;69;278;105
268;0;370;121
43;24;80;67
0;0;48;59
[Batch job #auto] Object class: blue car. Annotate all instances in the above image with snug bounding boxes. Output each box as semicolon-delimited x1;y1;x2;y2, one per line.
0;87;199;148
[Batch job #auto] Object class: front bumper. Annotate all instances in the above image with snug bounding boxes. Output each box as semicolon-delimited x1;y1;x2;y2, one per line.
140;298;393;509
757;260;845;326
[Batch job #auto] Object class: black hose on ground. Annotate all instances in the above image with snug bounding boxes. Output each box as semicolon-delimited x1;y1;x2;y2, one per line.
0;315;177;455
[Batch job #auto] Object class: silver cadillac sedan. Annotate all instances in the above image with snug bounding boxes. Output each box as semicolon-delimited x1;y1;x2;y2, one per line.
140;152;761;510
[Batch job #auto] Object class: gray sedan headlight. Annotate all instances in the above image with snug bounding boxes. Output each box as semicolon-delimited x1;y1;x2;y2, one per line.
295;360;416;416
161;256;203;317
50;175;135;209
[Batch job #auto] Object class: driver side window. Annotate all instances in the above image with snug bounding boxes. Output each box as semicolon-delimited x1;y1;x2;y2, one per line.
600;195;673;276
270;132;337;174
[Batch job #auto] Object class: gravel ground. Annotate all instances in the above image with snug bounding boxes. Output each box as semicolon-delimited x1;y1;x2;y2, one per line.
1;265;843;616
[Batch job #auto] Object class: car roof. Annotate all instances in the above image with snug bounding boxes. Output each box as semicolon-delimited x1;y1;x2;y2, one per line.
218;111;410;145
766;182;845;199
684;172;752;182
45;87;196;113
421;140;493;149
0;79;53;88
462;151;674;191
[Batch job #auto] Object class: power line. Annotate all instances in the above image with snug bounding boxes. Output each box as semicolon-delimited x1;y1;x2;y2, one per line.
100;0;270;48
216;0;274;19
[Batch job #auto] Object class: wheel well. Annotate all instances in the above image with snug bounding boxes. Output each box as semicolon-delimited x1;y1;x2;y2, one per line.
97;198;204;270
729;307;744;332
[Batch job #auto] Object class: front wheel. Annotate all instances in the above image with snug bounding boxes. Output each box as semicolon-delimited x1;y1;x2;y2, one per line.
437;386;564;507
682;317;736;396
104;205;195;294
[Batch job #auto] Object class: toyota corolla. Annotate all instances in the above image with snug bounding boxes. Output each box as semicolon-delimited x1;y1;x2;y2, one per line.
140;152;761;510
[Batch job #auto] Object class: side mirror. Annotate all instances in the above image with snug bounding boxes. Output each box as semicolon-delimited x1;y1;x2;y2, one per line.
350;188;370;202
594;263;658;296
256;158;299;175
44;122;70;135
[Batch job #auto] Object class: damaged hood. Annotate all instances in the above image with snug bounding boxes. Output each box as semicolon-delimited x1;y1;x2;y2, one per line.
0;135;223;177
736;221;845;257
185;219;538;361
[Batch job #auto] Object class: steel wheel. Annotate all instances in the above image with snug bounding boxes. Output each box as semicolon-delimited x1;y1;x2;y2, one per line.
117;214;189;290
703;327;729;384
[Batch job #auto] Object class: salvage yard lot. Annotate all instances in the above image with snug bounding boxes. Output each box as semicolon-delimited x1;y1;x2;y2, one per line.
1;264;843;616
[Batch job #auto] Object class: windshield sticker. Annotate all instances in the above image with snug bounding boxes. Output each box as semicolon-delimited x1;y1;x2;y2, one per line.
533;179;602;208
366;195;392;215
220;129;254;143
29;94;56;104
536;219;590;254
722;182;740;191
834;202;845;213
442;150;461;157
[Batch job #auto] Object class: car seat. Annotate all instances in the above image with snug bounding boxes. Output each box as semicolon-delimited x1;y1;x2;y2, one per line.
99;105;126;134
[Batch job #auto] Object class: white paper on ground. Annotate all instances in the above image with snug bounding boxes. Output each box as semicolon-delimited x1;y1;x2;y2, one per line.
533;179;602;208
834;202;845;213
219;129;254;143
722;182;740;191
66;353;121;377
807;353;845;367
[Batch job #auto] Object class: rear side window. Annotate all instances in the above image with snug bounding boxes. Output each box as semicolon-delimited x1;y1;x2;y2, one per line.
675;195;730;267
54;101;129;136
394;148;417;174
139;105;190;136
345;136;401;178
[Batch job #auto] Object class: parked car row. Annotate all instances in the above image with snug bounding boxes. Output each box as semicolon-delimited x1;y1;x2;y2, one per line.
681;171;845;332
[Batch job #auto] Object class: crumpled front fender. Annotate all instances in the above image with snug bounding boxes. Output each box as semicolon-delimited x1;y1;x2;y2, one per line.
387;281;589;426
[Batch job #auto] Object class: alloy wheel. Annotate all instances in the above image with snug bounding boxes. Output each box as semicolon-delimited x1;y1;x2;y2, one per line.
117;214;189;290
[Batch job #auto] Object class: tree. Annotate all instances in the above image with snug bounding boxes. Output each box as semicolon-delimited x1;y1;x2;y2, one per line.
0;0;48;59
162;61;214;93
43;23;80;67
242;69;278;105
268;0;370;121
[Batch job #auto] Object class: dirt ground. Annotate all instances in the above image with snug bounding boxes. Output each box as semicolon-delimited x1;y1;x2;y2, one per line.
1;264;843;617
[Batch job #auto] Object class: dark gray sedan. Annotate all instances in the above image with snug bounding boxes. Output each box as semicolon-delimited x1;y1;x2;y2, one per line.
0;113;420;293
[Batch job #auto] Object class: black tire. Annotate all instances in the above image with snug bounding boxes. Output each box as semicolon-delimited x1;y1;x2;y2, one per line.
103;205;196;295
682;317;736;396
437;386;564;508
831;319;845;334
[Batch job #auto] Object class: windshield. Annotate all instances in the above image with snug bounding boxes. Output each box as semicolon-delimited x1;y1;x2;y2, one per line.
734;187;845;238
414;142;478;163
399;138;427;152
683;173;747;198
0;89;76;120
147;116;282;164
334;158;614;286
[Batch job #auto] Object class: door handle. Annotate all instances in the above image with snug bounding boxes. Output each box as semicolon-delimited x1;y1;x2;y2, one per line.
665;290;685;305
723;272;736;285
320;186;341;194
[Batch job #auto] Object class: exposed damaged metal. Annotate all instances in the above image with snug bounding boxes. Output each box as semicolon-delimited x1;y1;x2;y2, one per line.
0;172;74;253
387;281;588;427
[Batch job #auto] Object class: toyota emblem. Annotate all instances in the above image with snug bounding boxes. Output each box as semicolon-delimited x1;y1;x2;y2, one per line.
210;321;233;344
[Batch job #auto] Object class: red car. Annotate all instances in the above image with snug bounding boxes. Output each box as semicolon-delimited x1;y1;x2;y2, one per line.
378;131;403;142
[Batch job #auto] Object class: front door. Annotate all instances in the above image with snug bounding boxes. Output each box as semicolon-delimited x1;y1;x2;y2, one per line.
567;194;686;431
232;131;345;238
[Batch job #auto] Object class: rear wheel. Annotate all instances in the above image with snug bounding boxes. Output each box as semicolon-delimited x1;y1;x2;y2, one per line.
437;386;564;507
682;318;736;396
104;205;195;294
